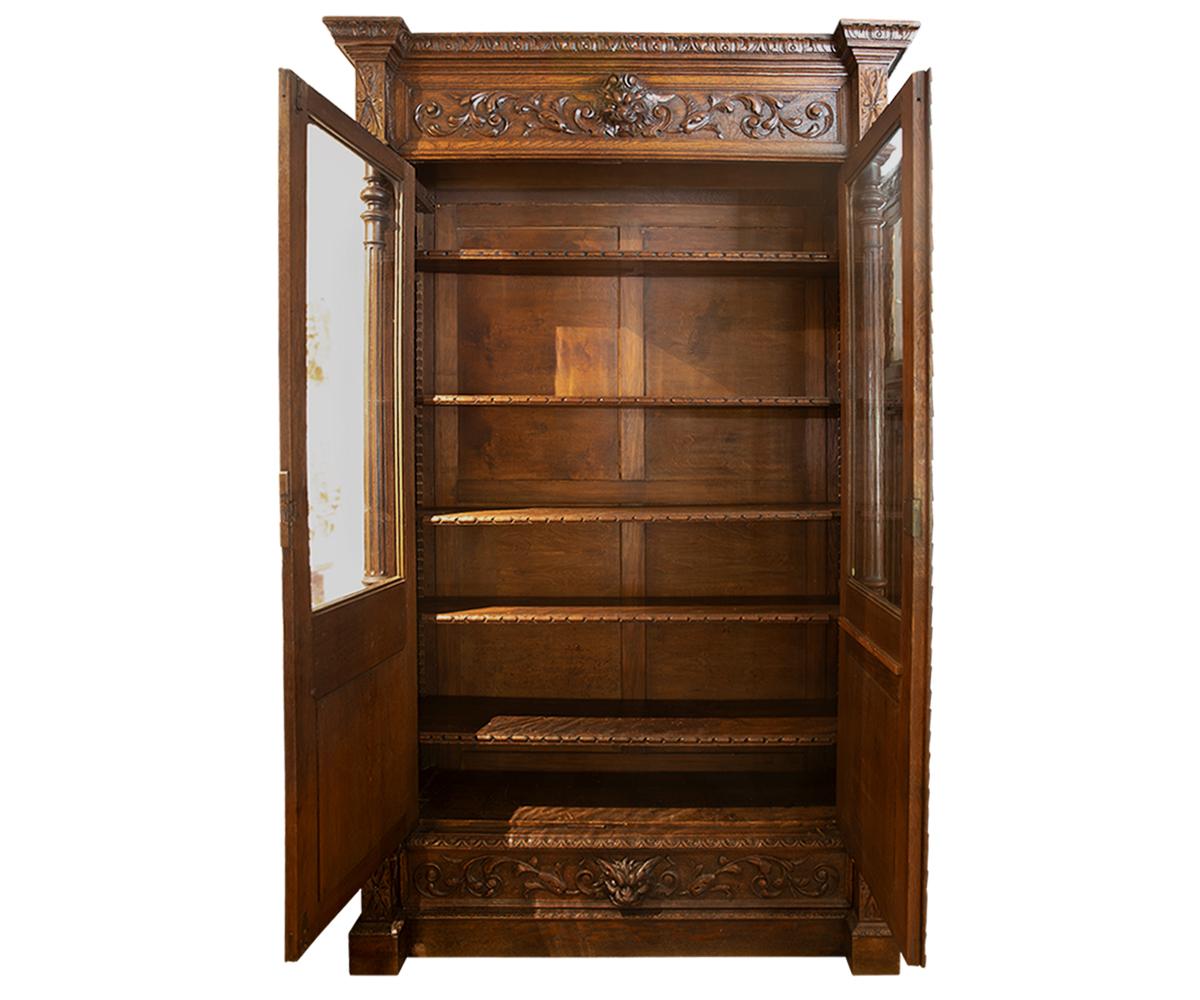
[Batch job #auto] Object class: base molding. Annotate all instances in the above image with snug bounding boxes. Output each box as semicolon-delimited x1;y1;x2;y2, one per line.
348;917;408;975
845;873;899;975
408;910;848;957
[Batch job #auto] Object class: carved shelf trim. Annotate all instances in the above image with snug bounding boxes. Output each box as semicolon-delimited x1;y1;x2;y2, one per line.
407;826;844;851
419;710;836;749
426;505;840;525
425;603;838;624
417;248;835;275
421;395;838;408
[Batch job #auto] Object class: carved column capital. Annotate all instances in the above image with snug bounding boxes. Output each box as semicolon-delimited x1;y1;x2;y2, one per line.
324;17;412;146
833;19;918;143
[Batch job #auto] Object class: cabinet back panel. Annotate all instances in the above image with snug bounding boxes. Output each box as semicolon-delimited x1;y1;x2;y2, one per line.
457;409;621;481
645;276;830;397
427;620;834;702
458;225;619;252
641;221;827;252
645;623;835;700
431;523;622;597
453;409;827;500
435;624;622;698
645;410;827;486
645;522;833;597
424;746;837;775
457;274;619;395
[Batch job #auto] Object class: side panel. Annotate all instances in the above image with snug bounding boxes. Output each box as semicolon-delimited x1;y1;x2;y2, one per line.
836;70;932;965
279;69;420;960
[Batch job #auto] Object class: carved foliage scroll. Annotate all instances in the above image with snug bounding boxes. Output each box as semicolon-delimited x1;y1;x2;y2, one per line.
858;66;889;137
361;853;401;920
415;74;835;142
412;852;842;908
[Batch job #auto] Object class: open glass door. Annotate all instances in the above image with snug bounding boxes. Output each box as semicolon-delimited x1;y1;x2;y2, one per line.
837;70;933;965
278;69;419;960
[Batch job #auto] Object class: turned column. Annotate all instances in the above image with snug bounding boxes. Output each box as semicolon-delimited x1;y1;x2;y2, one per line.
854;153;889;594
360;167;397;584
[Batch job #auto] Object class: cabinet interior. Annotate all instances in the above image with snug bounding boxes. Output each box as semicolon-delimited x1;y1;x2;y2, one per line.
413;158;843;830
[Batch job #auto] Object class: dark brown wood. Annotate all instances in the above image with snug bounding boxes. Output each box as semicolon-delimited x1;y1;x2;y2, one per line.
408;914;848;957
348;852;407;975
846;871;900;974
279;14;933;978
836;71;933;967
279;70;421;962
417;248;836;276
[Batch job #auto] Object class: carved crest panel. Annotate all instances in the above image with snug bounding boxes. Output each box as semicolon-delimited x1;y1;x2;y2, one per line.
413;73;838;144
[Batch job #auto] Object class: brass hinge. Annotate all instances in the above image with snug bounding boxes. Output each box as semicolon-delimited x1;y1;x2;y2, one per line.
279;471;295;547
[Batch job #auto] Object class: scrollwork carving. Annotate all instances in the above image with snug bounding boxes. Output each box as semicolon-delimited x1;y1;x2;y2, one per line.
415;74;835;142
412;853;841;907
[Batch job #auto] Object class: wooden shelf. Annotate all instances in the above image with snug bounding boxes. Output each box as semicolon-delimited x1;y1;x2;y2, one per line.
417;248;837;276
421;394;838;408
419;698;837;749
424;504;840;525
423;599;838;624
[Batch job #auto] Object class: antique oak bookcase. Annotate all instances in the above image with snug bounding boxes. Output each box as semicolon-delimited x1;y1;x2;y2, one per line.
278;14;932;977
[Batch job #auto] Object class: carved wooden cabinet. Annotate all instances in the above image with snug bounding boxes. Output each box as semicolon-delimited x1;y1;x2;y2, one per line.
278;15;932;977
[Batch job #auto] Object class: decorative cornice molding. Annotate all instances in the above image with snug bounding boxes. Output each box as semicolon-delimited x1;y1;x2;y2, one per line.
406;33;836;55
833;19;919;70
836;20;920;45
324;16;412;51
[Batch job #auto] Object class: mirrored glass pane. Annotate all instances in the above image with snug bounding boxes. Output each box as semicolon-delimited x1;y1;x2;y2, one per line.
847;126;904;608
305;125;398;608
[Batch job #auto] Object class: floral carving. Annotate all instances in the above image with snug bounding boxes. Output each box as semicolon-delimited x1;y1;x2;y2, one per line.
414;74;835;142
858;66;889;136
361;854;399;919
412;853;842;907
354;63;385;137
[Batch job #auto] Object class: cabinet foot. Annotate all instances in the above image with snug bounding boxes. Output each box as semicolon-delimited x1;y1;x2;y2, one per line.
349;917;408;975
845;873;899;975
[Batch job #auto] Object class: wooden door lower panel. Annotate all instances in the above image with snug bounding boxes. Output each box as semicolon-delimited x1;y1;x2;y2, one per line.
836;631;905;948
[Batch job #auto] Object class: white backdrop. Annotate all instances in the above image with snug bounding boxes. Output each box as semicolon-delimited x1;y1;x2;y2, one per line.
2;1;1197;996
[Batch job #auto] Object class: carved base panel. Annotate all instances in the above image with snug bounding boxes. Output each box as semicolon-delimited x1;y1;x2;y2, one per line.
405;814;850;917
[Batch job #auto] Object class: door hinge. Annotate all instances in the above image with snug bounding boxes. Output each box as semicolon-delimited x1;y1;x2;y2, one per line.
279;471;295;547
908;497;923;539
